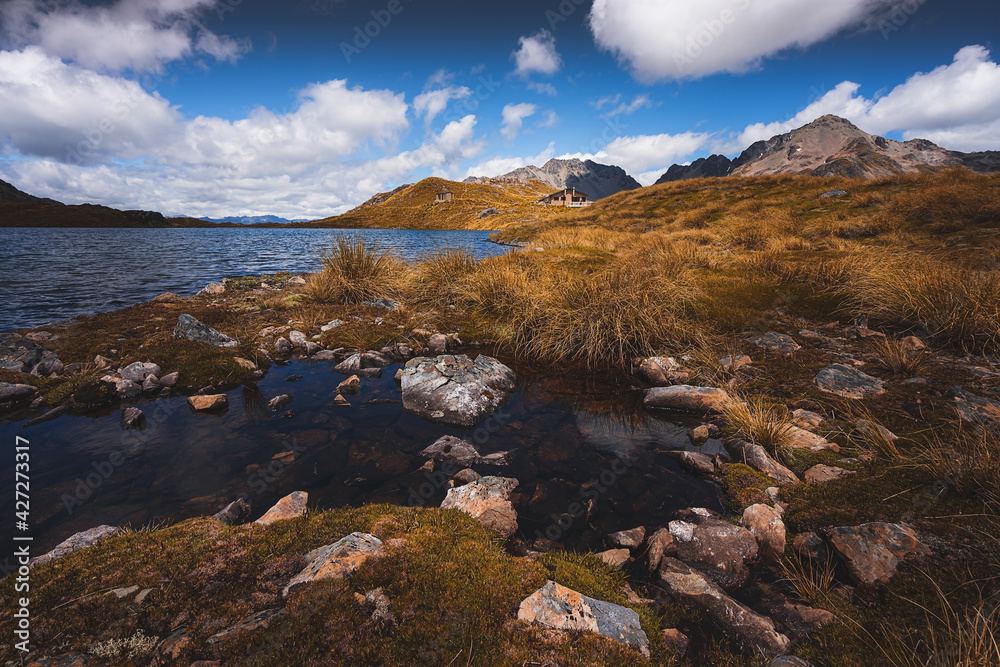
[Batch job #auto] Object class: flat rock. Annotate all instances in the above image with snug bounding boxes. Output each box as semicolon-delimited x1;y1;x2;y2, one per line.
119;361;161;383
254;491;308;526
284;532;384;597
827;522;931;587
947;386;1000;433
609;526;646;549
645;385;730;414
669;517;759;591
658;557;790;655
598;548;631;569
792;409;824;431
188;394;228;412
441;476;518;538
32;525;120;567
207;609;286;644
752;332;801;356
739;504;786;563
663;450;715;474
637;356;689;386
172;314;237;348
420;435;512;467
727;439;800;487
517;581;650;657
401;354;516;428
804;465;856;484
785;426;840;452
0;382;38;403
815;364;885;399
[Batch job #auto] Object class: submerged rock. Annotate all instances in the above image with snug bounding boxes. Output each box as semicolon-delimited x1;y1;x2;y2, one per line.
658;557;790;655
517;581;650;657
441;476;519;538
267;394;294;412
120;407;146;431
644;385;730;414
284;532;385;597
32;525;120;567
188;394;228;412
815;364;885;399
173;314;237;348
420;435;512;467
401;354;516;428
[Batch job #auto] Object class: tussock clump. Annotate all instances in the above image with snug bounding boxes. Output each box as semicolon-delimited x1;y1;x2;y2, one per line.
320;237;404;304
872;336;929;377
407;247;478;307
724;395;794;453
922;425;1000;506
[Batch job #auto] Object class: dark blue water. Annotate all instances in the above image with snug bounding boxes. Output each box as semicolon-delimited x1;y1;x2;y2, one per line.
0;228;506;331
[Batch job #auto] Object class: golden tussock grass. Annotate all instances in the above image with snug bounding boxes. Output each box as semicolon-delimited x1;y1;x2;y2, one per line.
407;247;479;308
318;237;405;304
723;395;795;453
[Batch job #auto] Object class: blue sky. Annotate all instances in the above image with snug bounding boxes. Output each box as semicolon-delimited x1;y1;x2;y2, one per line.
0;0;998;218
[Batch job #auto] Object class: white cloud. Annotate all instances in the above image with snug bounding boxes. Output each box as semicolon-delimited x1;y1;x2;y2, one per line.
589;0;895;82
500;103;537;142
560;131;711;185
0;0;249;72
413;86;472;129
734;45;1000;152
527;81;558;96
601;94;654;118
463;142;557;180
512;29;562;77
539;110;559;128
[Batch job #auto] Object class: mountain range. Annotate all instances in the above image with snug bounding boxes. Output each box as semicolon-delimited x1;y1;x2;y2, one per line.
467;158;642;200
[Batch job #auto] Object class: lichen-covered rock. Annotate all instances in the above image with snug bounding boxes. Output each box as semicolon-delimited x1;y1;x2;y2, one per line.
827;522;931;587
32;525;120;567
752;332;801;356
727;439;800;487
173;314;237;348
517;581;650;657
609;526;646;549
401;355;516;427
420;435;512;467
644;385;730;414
947;386;1000;434
815;364;885;399
441;476;518;537
784;426;840;452
792;409;824;431
254;491;308;526
669;517;759;590
119;361;161;383
739;504;786;563
658;557;790;655
283;532;384;597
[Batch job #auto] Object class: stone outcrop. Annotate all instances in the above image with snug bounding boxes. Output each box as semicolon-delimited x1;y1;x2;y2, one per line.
441;476;518;537
172;314;237;348
283;532;385;597
32;525;120;567
401;355;516;427
815;364;886;399
827;522;931;587
517;581;650;657
254;491;308;526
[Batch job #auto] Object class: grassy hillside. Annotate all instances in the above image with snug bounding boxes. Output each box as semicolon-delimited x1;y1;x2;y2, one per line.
303;177;566;230
0;201;233;228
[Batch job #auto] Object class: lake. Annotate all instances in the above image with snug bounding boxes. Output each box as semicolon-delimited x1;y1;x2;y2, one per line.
0;227;507;332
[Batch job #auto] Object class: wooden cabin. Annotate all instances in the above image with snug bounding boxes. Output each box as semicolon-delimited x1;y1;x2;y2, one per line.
539;187;591;207
435;190;454;203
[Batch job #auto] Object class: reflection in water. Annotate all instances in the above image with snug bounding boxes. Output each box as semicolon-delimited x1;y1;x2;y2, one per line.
0;355;723;554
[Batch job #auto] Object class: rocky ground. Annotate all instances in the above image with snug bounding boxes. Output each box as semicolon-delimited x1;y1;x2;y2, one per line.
2;265;999;666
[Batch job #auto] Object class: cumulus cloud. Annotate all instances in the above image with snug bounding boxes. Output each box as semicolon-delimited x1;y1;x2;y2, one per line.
512;30;562;77
0;0;249;72
735;45;1000;152
414;86;472;129
600;94;654;118
527;81;558;96
574;131;711;184
463;142;557;180
589;0;895;82
500;103;537;142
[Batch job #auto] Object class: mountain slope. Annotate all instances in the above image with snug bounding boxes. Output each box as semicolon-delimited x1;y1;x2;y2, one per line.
0;179;62;206
470;158;642;200
657;115;1000;183
304;177;564;230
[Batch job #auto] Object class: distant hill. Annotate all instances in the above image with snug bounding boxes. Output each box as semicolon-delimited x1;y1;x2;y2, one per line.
201;215;308;225
302;177;564;230
657;115;1000;183
468;158;641;200
0;178;229;228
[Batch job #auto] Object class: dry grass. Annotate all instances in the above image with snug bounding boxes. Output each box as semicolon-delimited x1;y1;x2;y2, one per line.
852;414;906;464
922;425;1000;506
780;553;837;606
407;247;478;307
872;336;929;377
723;395;795;453
302;270;342;304
319;237;403;304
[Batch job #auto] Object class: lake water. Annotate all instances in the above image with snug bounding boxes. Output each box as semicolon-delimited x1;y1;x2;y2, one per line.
0;228;507;332
0;353;723;556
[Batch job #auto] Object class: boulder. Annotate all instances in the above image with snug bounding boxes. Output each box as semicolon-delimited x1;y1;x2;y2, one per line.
267;394;294;412
119;361;161;383
644;385;730;414
663;450;715;475
804;465;856;484
120;407;146;431
669;517;759;590
254;491;308;526
32;525;120;567
198;282;225;297
173;314;237;348
288;331;308;348
283;532;385;597
441;476;519;538
334;353;362;374
637;356;689;386
451;468;482;486
726;439;800;487
206;609;286;645
115;379;141;399
213;497;252;526
142;375;161;394
517;581;650;657
420;435;512;467
739;504;786;563
609;526;646;549
188;394;228;412
160;372;179;387
427;334;449;354
0;382;37;403
31;353;64;377
827;522;931;587
361;352;392;368
336;375;361;395
752;332;801;356
401;355;516;428
658;557;790;655
815;364;886;399
274;337;292;355
598;549;631;569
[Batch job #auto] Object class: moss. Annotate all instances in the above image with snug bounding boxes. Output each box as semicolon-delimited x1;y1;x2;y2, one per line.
718;464;774;513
